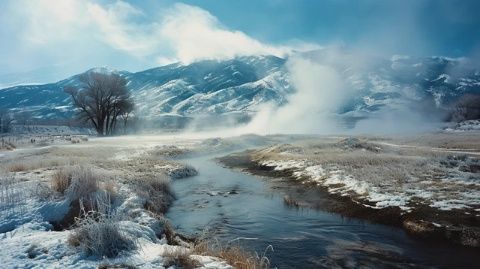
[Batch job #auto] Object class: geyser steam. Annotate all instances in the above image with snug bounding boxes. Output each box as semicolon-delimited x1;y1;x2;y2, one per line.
245;56;350;134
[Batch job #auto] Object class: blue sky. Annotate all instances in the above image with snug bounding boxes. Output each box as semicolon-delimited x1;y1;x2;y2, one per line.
167;0;480;56
1;0;479;86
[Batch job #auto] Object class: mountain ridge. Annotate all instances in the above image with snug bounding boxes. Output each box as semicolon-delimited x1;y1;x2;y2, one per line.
1;51;479;127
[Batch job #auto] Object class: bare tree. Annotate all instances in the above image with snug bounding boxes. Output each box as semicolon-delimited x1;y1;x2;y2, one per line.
119;100;134;134
64;72;135;136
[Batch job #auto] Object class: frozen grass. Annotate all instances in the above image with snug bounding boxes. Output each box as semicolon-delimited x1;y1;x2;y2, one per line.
193;239;272;269
162;247;201;269
399;132;480;151
51;168;72;194
163;220;176;245
7;163;28;172
4;156;80;172
133;174;175;215
0;173;27;213
51;165;121;204
68;194;138;258
252;138;480;212
102;180;118;201
63;166;100;201
150;145;192;158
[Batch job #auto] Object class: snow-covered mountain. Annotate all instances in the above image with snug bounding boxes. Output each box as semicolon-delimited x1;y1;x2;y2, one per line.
0;56;290;121
0;51;479;127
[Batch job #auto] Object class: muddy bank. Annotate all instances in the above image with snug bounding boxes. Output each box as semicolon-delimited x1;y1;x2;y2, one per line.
217;151;480;248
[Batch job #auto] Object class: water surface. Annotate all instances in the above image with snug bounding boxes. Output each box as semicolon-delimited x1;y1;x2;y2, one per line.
167;155;479;269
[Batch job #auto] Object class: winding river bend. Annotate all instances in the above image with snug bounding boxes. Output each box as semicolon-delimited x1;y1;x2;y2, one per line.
167;155;480;269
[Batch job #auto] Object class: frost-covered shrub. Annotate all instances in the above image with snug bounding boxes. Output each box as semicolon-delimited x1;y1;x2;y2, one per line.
134;174;174;214
63;166;99;200
162;247;200;269
68;194;137;258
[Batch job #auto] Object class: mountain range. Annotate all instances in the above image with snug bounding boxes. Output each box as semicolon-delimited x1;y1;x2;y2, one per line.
1;49;479;128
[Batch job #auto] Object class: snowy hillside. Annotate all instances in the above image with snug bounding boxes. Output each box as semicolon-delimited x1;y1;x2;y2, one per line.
0;52;479;126
0;56;290;121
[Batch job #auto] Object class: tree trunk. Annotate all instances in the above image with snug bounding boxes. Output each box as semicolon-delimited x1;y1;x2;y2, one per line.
97;118;105;136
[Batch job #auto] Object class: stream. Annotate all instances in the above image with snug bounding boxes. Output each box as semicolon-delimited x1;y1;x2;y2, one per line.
167;155;480;269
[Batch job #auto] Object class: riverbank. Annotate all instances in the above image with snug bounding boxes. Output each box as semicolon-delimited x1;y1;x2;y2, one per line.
218;133;480;248
0;136;235;268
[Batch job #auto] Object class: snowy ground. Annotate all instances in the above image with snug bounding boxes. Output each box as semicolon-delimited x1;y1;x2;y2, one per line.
251;137;480;213
0;135;233;269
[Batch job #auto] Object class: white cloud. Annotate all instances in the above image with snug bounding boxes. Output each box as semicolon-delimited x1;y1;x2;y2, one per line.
86;1;157;57
1;0;317;77
12;0;87;44
158;3;293;63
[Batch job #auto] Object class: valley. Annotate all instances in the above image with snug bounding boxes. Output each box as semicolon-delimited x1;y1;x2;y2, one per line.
1;132;479;268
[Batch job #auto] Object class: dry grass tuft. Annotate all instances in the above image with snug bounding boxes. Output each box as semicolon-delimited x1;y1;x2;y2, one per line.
7;162;28;172
134;174;174;215
193;240;272;269
65;166;100;200
163;220;176;245
162;248;200;269
102;180;118;201
51;168;72;194
68;194;137;258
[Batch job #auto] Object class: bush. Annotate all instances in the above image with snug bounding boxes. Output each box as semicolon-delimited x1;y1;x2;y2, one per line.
51;169;72;194
134;174;174;214
66;166;99;200
68;195;137;258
